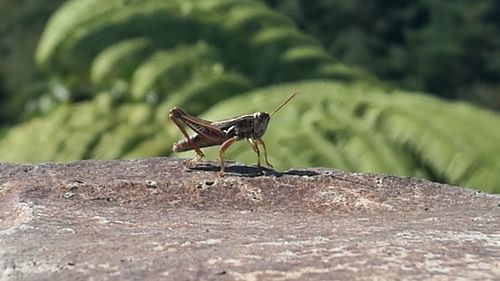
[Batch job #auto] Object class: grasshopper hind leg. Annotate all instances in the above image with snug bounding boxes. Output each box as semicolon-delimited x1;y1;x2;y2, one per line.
188;152;204;165
169;108;205;164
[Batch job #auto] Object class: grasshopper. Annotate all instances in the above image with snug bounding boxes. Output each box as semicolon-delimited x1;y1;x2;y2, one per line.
169;92;298;176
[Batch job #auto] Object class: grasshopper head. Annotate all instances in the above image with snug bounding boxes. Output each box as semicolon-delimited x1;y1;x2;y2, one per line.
251;92;298;139
253;112;270;138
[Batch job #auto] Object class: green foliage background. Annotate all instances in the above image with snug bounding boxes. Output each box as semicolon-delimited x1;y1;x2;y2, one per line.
1;0;499;193
263;0;500;110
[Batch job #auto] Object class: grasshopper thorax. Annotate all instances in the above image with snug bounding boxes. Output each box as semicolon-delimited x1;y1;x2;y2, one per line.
253;112;270;138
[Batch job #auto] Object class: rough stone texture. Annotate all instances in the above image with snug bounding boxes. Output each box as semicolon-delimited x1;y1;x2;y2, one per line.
0;158;499;280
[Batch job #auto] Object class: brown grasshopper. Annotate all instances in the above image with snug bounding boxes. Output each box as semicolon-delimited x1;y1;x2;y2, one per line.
169;92;298;176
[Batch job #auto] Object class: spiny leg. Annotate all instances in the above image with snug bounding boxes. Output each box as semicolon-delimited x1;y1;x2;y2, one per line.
256;139;273;168
218;137;238;177
247;138;261;167
169;109;204;163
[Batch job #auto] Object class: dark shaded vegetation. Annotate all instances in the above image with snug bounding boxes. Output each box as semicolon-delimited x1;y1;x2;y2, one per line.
0;0;66;125
263;0;500;110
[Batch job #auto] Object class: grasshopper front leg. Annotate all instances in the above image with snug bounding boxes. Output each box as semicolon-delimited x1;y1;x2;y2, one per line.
247;138;261;167
256;139;273;168
248;138;273;169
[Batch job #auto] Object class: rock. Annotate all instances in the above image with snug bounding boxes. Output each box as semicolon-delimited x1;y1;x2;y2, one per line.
0;158;498;280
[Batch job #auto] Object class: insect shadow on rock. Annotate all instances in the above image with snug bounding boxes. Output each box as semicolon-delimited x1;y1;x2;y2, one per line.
169;92;299;176
191;162;278;177
191;163;320;178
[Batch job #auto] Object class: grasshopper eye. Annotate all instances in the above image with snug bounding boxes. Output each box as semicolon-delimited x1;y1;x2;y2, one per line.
253;112;269;120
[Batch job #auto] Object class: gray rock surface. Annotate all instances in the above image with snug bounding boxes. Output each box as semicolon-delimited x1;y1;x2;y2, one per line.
0;158;499;280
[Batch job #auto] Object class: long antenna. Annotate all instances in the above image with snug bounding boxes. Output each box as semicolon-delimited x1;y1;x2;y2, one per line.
269;91;299;117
